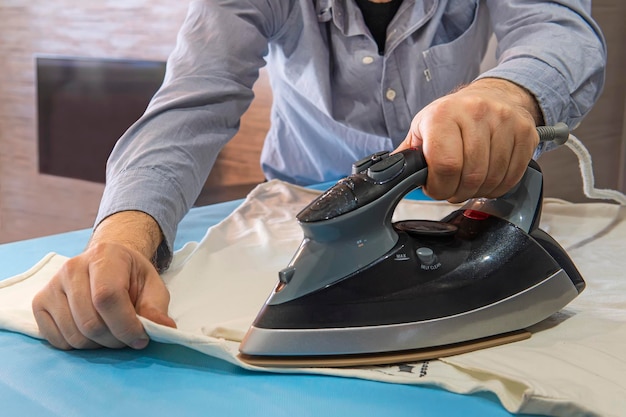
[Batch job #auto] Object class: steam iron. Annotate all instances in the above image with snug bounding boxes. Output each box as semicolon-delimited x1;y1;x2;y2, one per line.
239;124;585;367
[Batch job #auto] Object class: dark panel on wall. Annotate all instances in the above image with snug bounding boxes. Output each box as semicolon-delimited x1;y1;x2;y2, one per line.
36;56;166;183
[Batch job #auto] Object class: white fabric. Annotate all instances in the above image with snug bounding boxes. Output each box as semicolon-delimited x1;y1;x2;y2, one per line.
1;180;625;417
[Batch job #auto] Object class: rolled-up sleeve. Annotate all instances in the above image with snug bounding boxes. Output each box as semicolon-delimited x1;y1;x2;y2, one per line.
478;0;606;130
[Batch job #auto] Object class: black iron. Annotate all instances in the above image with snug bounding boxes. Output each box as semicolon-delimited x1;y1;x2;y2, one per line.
240;126;584;357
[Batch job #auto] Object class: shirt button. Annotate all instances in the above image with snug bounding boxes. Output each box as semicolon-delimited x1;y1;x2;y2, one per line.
386;88;397;101
362;56;374;65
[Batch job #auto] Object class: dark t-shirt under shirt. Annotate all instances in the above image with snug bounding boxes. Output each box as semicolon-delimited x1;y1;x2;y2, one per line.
355;0;404;55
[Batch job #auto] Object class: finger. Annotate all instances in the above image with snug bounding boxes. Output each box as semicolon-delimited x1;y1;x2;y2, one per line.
476;122;515;197
136;270;177;329
137;306;177;329
32;294;73;350
64;270;127;349
32;282;102;350
420;119;464;201
450;119;491;203
89;255;150;349
51;292;104;350
58;257;124;348
396;120;425;153
488;121;538;198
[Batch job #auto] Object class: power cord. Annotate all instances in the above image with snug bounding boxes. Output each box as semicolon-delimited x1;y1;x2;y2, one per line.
537;122;626;206
565;133;626;205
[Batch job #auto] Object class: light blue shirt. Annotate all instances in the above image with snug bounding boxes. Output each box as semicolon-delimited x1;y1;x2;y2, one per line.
98;0;606;268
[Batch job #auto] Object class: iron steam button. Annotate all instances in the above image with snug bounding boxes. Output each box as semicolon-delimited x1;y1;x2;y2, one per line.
416;247;437;266
367;153;404;182
352;151;389;174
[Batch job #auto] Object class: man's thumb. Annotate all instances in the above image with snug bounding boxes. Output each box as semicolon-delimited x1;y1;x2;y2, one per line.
138;305;177;329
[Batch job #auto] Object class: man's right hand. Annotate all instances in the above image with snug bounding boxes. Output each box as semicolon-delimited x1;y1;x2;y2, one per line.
31;211;177;350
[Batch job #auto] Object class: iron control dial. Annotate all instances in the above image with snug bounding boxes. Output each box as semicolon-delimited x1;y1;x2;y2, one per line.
416;247;437;265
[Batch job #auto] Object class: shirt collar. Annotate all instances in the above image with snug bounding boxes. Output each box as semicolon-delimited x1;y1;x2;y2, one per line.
325;0;438;39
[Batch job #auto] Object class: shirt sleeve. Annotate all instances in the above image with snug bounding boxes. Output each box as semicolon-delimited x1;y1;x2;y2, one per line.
95;0;292;270
477;0;606;142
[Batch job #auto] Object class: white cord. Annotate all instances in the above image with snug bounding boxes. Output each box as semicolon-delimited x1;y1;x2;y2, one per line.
566;134;626;205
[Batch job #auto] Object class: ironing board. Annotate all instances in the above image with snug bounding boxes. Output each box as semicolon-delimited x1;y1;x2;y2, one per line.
0;187;539;417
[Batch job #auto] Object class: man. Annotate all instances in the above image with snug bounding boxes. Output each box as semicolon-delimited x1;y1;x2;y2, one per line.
32;0;605;350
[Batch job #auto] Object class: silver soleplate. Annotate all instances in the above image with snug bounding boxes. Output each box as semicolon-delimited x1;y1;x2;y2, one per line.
239;269;577;356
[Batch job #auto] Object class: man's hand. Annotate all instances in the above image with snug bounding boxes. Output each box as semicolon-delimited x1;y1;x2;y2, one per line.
32;211;176;350
395;78;542;203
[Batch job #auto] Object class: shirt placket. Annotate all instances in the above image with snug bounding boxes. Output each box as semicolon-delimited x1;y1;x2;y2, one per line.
379;0;437;142
381;52;412;141
328;0;433;142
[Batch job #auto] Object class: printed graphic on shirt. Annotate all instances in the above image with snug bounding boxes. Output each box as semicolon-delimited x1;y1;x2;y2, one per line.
364;361;429;379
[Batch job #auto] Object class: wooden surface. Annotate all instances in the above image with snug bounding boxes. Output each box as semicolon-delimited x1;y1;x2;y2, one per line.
0;0;624;245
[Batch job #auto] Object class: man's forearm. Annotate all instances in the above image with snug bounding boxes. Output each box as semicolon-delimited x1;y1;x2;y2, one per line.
89;211;164;262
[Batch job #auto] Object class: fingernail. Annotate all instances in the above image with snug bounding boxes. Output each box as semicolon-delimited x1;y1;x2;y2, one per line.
130;337;149;350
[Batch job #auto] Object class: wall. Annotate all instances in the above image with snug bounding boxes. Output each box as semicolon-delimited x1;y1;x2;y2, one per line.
1;1;624;245
0;1;267;244
539;0;626;201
